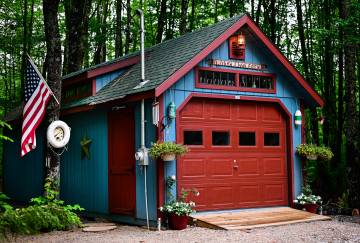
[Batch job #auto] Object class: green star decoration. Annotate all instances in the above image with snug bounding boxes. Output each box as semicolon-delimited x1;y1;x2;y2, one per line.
80;135;92;160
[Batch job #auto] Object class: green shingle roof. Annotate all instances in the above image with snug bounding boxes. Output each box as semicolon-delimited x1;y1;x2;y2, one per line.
64;14;245;108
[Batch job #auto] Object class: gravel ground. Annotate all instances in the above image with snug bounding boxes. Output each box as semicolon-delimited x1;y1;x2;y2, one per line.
9;217;360;243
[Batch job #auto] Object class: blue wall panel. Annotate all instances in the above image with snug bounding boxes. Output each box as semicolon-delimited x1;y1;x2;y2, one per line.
134;100;157;221
96;69;125;92
162;28;304;199
3;125;44;202
61;109;109;214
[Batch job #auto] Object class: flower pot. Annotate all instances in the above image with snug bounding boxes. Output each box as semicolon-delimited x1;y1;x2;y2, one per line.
161;153;176;161
306;154;318;160
302;204;318;213
168;214;188;230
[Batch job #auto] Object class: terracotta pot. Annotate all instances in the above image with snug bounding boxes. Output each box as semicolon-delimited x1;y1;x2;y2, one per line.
168;214;188;230
302;204;318;213
161;153;176;161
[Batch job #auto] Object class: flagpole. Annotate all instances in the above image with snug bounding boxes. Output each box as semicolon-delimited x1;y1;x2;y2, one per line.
26;54;60;105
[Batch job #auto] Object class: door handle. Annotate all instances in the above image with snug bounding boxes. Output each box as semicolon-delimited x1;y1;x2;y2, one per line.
233;159;238;169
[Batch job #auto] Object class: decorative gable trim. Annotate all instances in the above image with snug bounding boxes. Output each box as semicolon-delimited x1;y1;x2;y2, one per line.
155;14;324;107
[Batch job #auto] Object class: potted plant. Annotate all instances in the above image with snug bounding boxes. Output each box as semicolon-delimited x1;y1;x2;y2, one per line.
149;141;188;161
293;185;322;213
159;199;196;230
159;177;198;230
296;144;319;160
317;146;334;161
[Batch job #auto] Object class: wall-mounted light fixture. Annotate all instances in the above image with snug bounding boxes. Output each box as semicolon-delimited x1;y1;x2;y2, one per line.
295;110;302;126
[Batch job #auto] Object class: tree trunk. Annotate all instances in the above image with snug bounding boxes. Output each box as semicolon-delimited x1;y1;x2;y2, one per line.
43;0;62;186
115;0;123;57
165;0;176;40
189;0;195;31
179;0;189;35
20;0;28;100
63;0;92;74
322;0;333;146
156;0;167;43
255;0;262;24
125;0;131;54
342;0;360;209
93;0;109;64
214;0;218;23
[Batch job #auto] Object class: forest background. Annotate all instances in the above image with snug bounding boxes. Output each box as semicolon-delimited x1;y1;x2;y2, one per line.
0;0;359;208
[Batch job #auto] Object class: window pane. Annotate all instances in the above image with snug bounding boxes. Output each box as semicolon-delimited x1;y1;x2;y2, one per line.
264;133;280;146
212;131;230;146
239;132;256;146
198;70;236;87
184;131;203;145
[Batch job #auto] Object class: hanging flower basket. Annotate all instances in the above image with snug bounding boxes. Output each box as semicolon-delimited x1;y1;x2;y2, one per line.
149;141;188;161
161;153;176;161
306;154;318;161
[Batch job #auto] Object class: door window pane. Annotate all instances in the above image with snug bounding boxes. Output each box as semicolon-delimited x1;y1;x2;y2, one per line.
239;132;256;146
184;131;203;145
212;131;230;146
264;132;280;146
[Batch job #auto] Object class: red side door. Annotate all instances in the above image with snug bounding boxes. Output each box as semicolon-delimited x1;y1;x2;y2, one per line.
108;108;136;215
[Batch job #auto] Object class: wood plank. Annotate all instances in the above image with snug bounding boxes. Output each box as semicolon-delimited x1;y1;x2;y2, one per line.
191;207;331;230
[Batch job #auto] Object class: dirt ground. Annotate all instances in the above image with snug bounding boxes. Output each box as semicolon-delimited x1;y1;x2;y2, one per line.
9;216;360;243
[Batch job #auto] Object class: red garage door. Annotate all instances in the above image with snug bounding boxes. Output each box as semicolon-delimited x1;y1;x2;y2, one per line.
177;98;289;211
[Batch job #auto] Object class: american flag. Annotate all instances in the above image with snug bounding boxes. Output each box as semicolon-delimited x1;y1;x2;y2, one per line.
21;57;53;157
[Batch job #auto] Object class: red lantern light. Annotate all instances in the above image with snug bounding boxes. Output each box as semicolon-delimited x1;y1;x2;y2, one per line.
237;32;245;46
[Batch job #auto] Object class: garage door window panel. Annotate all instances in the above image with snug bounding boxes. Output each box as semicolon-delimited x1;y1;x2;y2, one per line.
239;132;256;146
264;132;280;146
212;131;230;146
184;130;203;146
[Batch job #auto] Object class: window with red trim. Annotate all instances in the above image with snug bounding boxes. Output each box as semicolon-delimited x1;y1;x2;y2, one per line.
62;81;92;103
229;35;245;60
196;67;276;94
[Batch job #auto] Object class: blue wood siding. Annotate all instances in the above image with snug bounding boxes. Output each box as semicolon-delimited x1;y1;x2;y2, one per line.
162;31;303;200
96;69;125;92
134;100;157;221
61;109;109;214
3;125;44;202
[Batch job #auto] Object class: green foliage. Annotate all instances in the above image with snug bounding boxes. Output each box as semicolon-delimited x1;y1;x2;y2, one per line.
148;141;188;159
294;185;322;205
0;178;84;238
336;192;349;209
296;144;318;157
317;146;334;161
0;120;13;142
0;192;13;212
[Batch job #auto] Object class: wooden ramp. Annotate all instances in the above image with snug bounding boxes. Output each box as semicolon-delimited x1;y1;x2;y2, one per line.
191;207;331;230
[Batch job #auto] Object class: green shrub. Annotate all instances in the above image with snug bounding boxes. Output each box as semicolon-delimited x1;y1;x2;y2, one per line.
0;178;84;238
0;192;13;212
149;141;188;159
